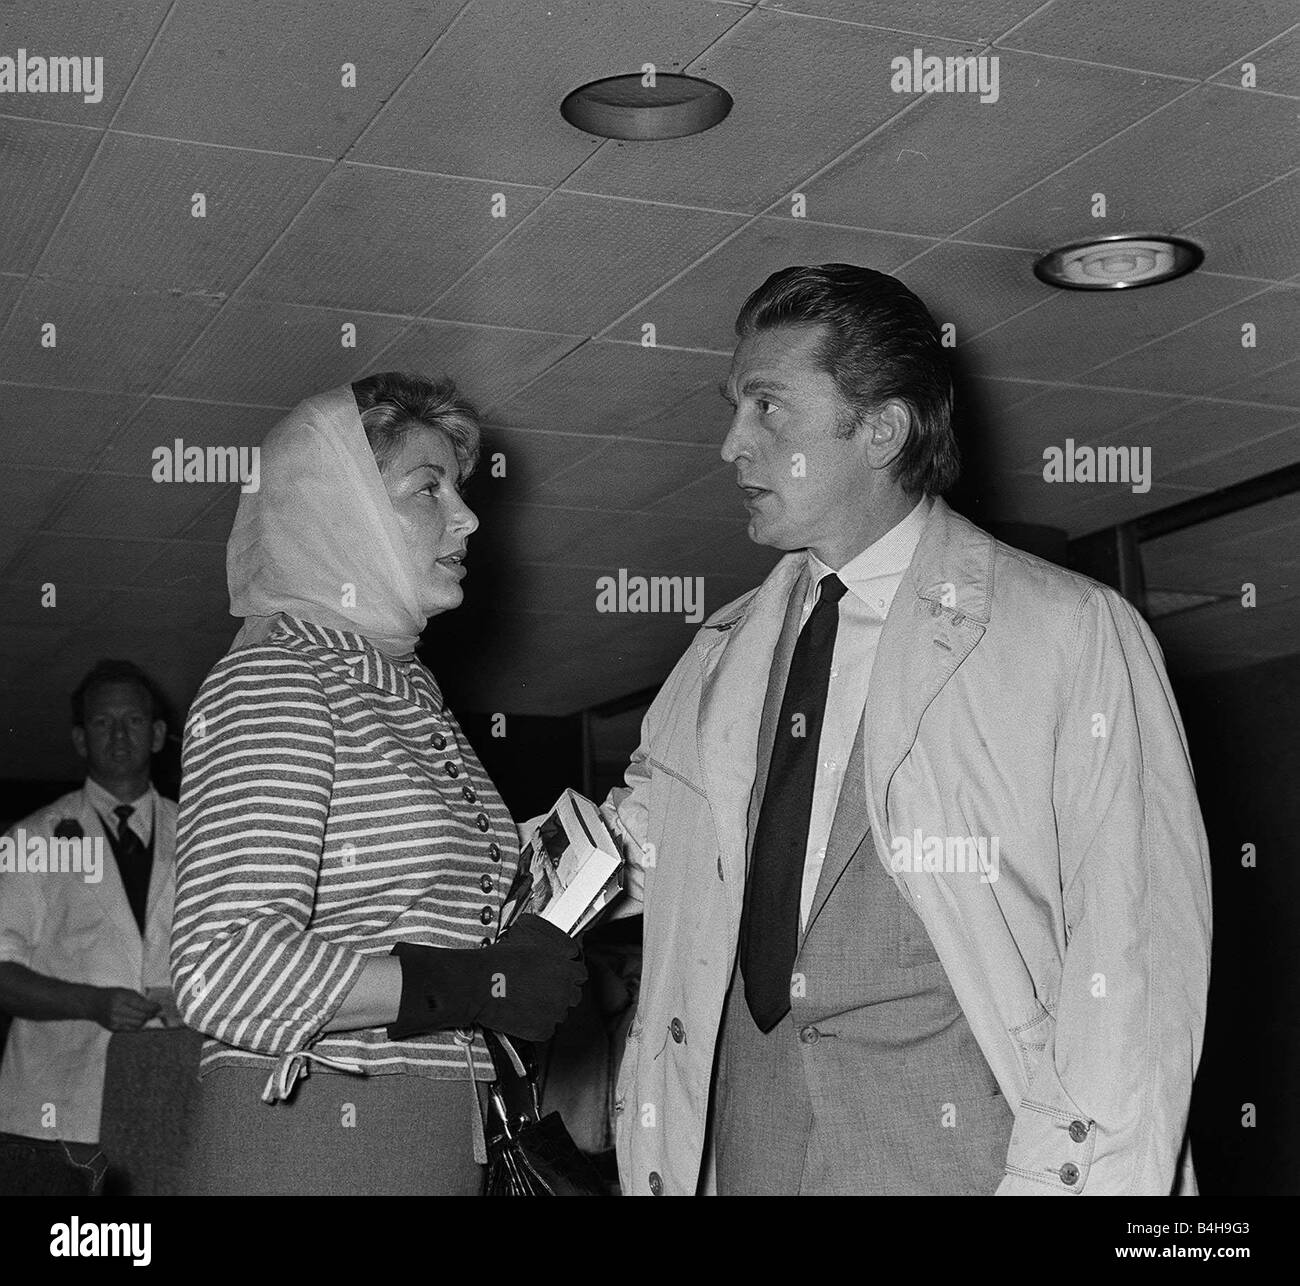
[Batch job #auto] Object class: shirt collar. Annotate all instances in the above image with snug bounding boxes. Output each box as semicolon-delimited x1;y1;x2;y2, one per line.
808;494;934;609
269;613;440;711
84;776;155;831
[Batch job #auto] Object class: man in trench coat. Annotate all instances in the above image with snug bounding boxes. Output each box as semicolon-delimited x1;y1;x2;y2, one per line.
601;264;1211;1196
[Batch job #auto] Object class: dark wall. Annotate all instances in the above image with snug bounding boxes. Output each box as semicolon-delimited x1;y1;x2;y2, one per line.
1175;652;1300;1195
456;711;583;821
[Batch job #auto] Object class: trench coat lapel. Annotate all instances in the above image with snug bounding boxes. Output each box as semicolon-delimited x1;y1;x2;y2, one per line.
696;553;804;912
860;499;992;874
745;559;812;870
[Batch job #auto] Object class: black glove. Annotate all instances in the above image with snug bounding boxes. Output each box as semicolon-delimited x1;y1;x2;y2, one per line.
387;913;586;1043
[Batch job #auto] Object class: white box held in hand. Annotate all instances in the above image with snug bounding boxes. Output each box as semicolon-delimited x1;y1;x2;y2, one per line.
505;790;623;936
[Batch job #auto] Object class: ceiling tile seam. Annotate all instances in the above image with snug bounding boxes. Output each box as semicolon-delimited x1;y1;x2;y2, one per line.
516;441;723;497
6;526;225;551
474;337;607;418
982;43;1212;86
12;0;180;312
1002;397;1299;463
146;393;295;411
335;0;499;164
0;379;153;400
1073;280;1297;384
966;375;1300;412
132;15;591;401
576;337;733;356
747;0;1042;46
342;158;552;197
394;331;593;419
938;61;1296;265
591;56;953;341
404;189;586;324
924;78;1210;253
951;291;1057;346
549;183;769;220
481;422;728;450
1180;166;1300;232
1197;270;1300;288
96;126;339;166
1158;423;1300;476
94;144;391;434
1198;19;1300;86
0;109;99;134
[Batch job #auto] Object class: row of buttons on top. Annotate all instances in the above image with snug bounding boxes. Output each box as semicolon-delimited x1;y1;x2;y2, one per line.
433;729;504;947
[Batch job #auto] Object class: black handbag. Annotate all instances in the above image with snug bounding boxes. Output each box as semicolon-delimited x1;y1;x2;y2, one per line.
480;1029;607;1196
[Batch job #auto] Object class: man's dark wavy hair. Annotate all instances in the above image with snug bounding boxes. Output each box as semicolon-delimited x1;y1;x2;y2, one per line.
735;264;959;496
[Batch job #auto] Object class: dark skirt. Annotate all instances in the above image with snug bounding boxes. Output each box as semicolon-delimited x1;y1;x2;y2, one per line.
182;1066;484;1196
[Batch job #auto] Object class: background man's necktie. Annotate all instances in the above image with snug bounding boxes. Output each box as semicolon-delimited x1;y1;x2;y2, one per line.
739;572;847;1032
108;804;152;936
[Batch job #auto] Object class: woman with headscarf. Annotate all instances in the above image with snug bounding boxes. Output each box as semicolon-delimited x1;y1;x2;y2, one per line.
171;372;585;1196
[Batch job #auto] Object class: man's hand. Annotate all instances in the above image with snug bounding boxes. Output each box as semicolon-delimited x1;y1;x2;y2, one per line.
88;987;161;1032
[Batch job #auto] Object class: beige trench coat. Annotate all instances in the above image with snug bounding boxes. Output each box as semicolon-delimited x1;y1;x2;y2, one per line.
603;498;1211;1196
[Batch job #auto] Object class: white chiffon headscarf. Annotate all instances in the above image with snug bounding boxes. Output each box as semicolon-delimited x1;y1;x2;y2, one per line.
227;385;426;661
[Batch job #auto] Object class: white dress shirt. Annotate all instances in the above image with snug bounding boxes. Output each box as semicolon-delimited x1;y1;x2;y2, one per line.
83;775;155;847
797;495;933;929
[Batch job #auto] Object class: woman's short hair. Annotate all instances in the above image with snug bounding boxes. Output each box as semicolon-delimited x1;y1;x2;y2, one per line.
734;264;959;497
351;371;482;481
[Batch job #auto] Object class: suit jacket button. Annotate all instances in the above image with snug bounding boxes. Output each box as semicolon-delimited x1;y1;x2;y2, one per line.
669;1018;684;1043
648;1171;663;1196
1059;1162;1080;1186
1068;1119;1089;1144
799;1025;820;1045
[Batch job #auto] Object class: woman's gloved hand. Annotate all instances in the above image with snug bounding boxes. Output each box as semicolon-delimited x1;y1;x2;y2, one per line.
387;913;587;1043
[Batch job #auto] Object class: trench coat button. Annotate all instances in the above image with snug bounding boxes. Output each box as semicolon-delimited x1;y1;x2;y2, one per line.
669;1018;685;1043
648;1171;663;1196
799;1025;820;1045
432;733;447;750
1068;1119;1089;1144
479;874;494;893
488;842;501;862
462;784;477;803
1059;1162;1080;1186
475;813;490;832
444;762;459;777
479;906;494;925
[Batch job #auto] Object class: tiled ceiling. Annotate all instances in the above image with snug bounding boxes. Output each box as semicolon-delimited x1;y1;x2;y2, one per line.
1;0;1297;780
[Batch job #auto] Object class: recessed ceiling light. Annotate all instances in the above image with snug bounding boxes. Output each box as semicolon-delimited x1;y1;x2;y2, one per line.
1033;235;1204;290
560;72;732;140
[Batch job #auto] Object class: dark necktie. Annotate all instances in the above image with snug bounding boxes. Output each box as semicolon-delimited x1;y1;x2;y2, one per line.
740;572;848;1032
109;804;152;936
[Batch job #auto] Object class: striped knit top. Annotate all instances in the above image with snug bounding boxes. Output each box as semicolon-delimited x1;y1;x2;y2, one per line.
171;614;521;1083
